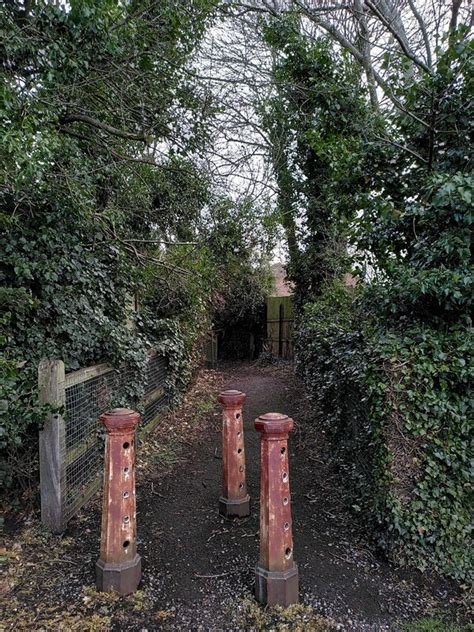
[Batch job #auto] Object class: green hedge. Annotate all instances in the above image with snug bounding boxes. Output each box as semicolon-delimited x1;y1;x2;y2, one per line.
296;174;473;582
297;287;472;581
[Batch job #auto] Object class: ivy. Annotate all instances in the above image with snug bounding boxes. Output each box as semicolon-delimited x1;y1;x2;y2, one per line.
0;0;230;490
296;174;473;582
292;28;473;582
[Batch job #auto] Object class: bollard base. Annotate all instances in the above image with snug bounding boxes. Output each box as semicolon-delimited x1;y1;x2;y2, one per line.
255;563;299;607
219;495;250;518
96;554;141;596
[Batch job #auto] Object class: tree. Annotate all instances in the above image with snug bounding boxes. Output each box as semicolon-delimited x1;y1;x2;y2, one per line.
0;0;220;487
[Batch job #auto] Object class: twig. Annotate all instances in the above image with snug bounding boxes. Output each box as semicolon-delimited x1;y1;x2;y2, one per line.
206;529;230;542
240;531;259;538
194;570;238;579
150;482;164;497
328;551;352;564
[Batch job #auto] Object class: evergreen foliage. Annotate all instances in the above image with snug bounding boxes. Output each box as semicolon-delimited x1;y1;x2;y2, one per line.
0;1;271;490
298;174;473;580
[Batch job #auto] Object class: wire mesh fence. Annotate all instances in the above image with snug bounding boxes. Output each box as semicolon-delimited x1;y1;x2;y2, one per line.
39;352;169;532
63;366;120;524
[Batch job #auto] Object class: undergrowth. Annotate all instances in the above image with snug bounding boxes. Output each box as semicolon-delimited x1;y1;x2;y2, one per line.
232;598;337;631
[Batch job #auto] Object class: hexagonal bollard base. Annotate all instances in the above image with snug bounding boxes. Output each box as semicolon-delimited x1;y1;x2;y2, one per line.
219;494;251;518
96;554;141;596
255;564;299;608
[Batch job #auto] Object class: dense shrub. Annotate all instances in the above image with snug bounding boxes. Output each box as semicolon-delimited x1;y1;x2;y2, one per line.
0;1;270;492
297;175;473;581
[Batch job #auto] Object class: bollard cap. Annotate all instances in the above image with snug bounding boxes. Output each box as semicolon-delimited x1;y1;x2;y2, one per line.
100;408;140;433
254;412;294;435
218;389;246;408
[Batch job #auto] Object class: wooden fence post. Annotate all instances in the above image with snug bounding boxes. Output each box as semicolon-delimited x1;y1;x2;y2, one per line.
38;359;66;533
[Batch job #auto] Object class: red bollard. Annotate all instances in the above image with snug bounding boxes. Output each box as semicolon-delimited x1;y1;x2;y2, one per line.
254;412;299;607
218;390;250;518
96;408;141;595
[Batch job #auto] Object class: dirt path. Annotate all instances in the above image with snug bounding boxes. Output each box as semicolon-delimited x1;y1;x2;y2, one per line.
2;364;466;631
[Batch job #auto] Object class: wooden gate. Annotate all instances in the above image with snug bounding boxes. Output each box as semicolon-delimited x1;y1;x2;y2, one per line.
202;330;218;368
266;295;294;359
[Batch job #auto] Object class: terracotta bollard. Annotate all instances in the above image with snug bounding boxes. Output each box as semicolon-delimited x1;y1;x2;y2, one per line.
218;390;250;518
96;408;141;595
254;413;299;607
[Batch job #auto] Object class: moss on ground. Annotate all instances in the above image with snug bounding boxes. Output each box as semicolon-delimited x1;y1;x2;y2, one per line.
401;617;473;632
232;598;337;631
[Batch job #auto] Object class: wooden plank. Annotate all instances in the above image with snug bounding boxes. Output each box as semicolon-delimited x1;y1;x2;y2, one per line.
139;412;162;438
65;363;114;388
66;474;102;520
266;319;294;324
267;338;293;343
38;359;66;533
141;385;164;408
266;295;295;320
65;433;99;467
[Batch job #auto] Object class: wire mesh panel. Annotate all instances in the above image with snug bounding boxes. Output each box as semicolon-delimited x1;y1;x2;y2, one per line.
64;368;120;523
143;391;168;426
40;352;170;531
144;353;167;397
142;353;169;427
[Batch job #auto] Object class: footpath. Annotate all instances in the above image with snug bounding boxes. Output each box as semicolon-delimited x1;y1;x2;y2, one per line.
2;364;466;631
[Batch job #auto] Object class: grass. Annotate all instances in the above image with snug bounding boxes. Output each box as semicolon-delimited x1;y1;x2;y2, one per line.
401;618;473;632
141;394;216;472
188;397;216;427
231;598;337;631
150;443;182;468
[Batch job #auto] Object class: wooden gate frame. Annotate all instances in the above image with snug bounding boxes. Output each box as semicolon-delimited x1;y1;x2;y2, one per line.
266;296;294;359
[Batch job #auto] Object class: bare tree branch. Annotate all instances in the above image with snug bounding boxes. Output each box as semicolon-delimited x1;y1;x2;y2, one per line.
60;114;151;143
354;0;379;110
406;0;432;68
292;0;431;128
449;0;463;31
372;133;428;163
364;0;433;75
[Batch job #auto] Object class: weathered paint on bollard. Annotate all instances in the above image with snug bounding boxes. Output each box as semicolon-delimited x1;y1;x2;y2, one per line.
96;408;141;595
218;390;250;518
254;412;299;607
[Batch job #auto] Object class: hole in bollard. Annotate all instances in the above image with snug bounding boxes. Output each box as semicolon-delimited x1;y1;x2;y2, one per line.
284;522;290;530
123;515;130;523
236;413;241;419
281;447;286;454
123;442;130;449
239;482;244;489
237;448;242;454
285;547;292;559
124;467;129;474
123;491;129;499
237;431;241;438
239;465;244;472
123;540;130;548
283;497;289;505
282;472;288;482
